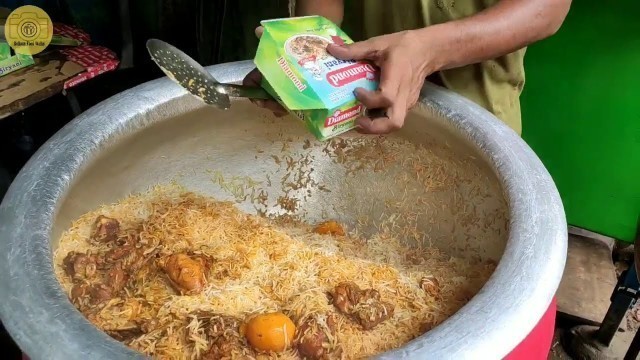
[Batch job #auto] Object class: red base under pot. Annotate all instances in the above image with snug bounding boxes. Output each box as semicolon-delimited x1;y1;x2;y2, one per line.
504;297;557;360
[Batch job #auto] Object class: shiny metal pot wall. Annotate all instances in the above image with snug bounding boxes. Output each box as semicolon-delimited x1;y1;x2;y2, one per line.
0;61;566;360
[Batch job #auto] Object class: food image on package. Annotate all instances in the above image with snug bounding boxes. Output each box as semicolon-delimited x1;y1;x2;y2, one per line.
285;35;331;80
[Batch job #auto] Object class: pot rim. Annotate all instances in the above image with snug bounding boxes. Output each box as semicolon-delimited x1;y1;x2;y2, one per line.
0;60;567;360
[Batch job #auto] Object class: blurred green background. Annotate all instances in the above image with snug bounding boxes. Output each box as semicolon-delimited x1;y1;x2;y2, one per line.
520;1;640;242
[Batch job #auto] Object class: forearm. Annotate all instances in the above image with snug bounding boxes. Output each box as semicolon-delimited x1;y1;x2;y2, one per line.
420;0;571;71
294;0;344;25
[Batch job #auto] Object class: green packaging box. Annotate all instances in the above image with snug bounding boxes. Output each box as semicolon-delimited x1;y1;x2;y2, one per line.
255;16;379;141
0;41;34;77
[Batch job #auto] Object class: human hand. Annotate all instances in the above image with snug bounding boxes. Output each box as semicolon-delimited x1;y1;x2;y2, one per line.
242;26;288;117
327;30;437;134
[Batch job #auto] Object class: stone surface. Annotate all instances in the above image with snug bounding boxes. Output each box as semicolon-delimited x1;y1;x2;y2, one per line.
557;234;618;323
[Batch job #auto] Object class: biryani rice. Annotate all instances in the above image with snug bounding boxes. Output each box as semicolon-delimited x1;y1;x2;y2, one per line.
54;185;495;359
54;135;503;359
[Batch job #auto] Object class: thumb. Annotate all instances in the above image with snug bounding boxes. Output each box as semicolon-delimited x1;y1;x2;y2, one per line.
255;26;264;39
327;40;376;61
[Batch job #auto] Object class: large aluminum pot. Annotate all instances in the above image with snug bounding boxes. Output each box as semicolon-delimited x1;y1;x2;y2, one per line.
0;61;566;360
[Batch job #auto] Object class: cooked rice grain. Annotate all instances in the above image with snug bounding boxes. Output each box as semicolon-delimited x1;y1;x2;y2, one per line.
54;186;494;359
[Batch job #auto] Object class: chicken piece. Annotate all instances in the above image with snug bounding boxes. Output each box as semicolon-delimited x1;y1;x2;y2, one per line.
312;221;345;236
90;283;113;304
455;289;474;302
202;337;250;360
115;226;143;246
420;275;440;298
104;245;134;263
69;281;115;307
296;314;342;359
126;247;156;272
205;314;243;339
138;318;160;334
419;321;434;334
331;282;364;314
330;282;394;330
70;283;91;306
105;267;128;293
63;251;97;280
106;326;143;342
91;215;120;243
198;314;251;360
106;244;155;273
160;253;209;295
352;297;394;330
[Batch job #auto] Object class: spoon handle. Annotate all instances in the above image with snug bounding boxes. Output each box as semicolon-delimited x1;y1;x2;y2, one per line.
218;83;272;100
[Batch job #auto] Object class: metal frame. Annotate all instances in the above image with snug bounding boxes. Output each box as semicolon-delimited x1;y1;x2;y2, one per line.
577;223;640;360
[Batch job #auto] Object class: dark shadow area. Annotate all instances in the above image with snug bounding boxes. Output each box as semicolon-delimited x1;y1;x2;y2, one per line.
0;321;21;360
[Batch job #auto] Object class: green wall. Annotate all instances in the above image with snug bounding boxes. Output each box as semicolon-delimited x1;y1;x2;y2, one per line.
521;1;640;242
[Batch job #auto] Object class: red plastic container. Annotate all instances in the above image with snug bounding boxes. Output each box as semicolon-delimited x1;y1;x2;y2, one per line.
505;297;557;359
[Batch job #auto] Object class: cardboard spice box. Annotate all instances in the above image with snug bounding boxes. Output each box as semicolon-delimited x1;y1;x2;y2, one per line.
255;16;379;141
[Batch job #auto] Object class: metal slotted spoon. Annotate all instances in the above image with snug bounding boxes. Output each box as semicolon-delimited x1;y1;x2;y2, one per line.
146;39;271;110
146;38;386;119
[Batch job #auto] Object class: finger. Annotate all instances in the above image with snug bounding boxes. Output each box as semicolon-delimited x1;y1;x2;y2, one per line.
376;55;403;100
356;84;408;134
263;100;287;115
355;116;399;134
355;126;370;135
242;69;265;106
253;98;287;116
255;26;264;39
241;68;287;115
242;68;262;87
381;74;410;132
355;59;403;112
251;98;286;114
354;88;392;109
327;40;377;61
